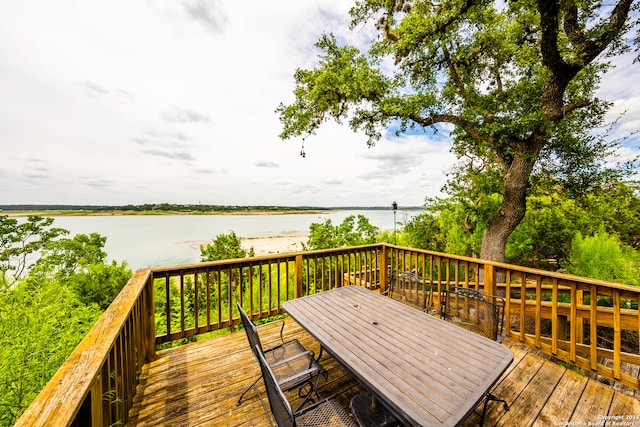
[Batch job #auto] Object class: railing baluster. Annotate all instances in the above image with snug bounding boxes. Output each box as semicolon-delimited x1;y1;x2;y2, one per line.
613;289;622;379
552;278;559;355
165;273;171;340
535;275;542;349
590;284;598;370
570;285;577;362
205;268;211;330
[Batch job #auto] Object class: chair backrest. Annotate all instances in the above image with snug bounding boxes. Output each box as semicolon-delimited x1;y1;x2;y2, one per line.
255;344;296;427
237;303;263;360
442;287;506;342
389;271;428;310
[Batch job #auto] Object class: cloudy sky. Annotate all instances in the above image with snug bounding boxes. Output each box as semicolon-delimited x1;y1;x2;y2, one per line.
1;1;638;207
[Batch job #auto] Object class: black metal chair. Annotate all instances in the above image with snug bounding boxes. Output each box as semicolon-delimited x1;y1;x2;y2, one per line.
441;286;506;343
236;303;326;410
255;344;358;427
440;286;509;424
386;271;429;311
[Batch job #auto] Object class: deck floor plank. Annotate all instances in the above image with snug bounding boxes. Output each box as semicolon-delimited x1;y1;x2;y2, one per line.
531;368;589;427
494;360;565;426
127;318;640;427
570;379;615;424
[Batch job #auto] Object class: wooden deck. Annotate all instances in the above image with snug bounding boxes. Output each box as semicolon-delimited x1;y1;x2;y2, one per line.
127;319;640;427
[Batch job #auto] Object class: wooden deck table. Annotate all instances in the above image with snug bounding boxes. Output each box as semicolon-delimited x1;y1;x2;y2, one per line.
283;285;514;426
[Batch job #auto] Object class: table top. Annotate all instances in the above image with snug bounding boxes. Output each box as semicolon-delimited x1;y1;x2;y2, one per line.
283;285;514;427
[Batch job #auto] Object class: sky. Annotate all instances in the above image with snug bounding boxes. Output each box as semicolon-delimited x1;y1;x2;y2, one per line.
0;1;638;208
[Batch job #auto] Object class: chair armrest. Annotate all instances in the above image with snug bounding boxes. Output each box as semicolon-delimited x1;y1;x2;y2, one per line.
255;318;286;343
277;366;321;388
269;349;316;368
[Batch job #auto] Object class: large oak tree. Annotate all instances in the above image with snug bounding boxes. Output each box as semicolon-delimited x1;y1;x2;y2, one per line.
277;0;639;262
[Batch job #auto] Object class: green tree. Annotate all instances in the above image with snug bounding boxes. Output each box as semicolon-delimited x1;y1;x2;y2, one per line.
197;232;254;324
399;212;443;251
0;277;101;426
578;181;640;250
0;215;67;285
277;0;638;262
200;231;254;261
305;215;379;250
0;217;131;423
30;232;131;310
65;262;132;310
505;193;581;269
565;228;640;285
32;232;108;277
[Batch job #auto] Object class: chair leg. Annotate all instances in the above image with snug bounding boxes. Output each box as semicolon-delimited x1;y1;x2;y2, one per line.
236;374;262;406
293;365;329;413
293;379;316;413
480;392;509;425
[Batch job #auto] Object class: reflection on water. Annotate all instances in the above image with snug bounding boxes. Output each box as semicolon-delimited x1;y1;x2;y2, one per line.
48;210;418;269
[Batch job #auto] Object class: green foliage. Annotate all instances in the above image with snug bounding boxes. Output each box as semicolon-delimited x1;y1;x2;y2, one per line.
200;231;254;261
278;0;638;261
399;181;640;273
398;190;501;258
0;277;101;426
506;194;581;269
65;261;132;310
397;212;442;251
27;232;131;310
148;231;259;348
277;33;391;143
0;216;131;424
577;181;640;250
305;215;379;250
504;182;640;269
31;232;108;277
0;215;68;285
564;228;640;285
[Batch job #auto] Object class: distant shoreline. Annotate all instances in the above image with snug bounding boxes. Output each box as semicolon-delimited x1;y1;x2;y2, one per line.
0;204;414;217
2;209;329;217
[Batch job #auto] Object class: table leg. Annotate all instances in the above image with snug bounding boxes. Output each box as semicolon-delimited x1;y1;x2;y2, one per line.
350;393;402;427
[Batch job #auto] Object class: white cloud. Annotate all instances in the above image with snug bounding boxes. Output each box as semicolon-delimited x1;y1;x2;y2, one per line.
0;1;637;207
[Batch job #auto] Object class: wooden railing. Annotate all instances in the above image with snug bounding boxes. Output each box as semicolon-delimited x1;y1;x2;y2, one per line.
13;268;156;427
15;244;640;426
385;246;640;391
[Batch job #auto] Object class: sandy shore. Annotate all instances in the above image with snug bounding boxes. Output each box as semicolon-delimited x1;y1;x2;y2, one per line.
241;235;309;256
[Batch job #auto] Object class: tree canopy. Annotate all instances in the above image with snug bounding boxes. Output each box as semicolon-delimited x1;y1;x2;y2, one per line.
278;0;639;262
0;216;131;425
305;215;379;250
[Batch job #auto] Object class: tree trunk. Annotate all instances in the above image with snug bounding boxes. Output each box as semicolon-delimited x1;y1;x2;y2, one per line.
480;154;536;262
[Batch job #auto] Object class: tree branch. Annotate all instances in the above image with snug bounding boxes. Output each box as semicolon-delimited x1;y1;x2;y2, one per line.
409;112;488;143
442;45;469;103
563;5;585;50
538;0;573;75
577;0;634;65
562;99;593;116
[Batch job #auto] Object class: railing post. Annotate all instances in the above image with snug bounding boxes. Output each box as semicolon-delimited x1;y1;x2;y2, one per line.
295;254;303;298
484;263;496;296
576;289;585;345
90;377;103;427
144;272;156;362
380;245;388;293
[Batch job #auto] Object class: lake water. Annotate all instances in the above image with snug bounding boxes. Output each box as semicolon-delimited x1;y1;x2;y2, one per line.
48;210;417;269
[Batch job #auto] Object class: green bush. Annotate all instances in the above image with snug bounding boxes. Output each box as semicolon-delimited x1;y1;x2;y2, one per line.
0;277;101;426
564;228;640;285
